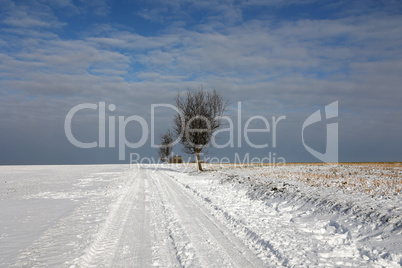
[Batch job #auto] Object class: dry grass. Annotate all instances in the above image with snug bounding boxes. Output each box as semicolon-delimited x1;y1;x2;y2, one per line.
254;164;402;196
203;162;402;196
199;162;402;196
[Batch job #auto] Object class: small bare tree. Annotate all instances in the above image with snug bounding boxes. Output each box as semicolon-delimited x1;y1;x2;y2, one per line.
174;87;228;171
158;129;173;162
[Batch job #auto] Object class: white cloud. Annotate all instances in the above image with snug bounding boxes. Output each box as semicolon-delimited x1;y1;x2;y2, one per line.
2;9;401;113
2;2;66;28
1;0;402;163
242;0;316;6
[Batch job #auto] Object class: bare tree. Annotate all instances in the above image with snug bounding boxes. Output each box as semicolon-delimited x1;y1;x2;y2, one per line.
158;129;173;163
174;87;228;171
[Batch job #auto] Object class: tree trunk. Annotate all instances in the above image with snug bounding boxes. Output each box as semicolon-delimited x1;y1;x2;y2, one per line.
195;151;203;171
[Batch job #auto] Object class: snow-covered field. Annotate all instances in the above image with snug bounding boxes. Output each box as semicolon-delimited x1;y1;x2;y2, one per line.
0;163;401;267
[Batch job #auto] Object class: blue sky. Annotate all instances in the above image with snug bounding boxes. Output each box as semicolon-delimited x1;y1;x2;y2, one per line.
0;0;402;164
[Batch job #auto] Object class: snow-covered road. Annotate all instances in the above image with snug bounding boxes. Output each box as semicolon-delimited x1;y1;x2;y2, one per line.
74;167;264;267
1;165;264;267
1;164;401;267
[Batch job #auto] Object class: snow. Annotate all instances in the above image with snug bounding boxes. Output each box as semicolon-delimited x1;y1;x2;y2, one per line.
1;163;401;267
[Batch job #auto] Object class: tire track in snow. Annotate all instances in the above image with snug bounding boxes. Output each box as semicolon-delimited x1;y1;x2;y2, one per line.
72;169;152;267
150;169;201;267
170;174;288;266
152;170;266;267
111;169;153;266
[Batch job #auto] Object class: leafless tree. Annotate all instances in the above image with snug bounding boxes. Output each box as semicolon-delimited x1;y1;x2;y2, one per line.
173;87;228;171
158;129;173;162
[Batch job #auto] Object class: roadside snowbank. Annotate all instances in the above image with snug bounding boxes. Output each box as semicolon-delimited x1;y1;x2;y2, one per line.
169;163;402;267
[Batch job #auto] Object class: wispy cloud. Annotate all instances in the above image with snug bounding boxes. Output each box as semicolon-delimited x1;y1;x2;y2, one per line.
2;2;66;28
1;0;401;163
